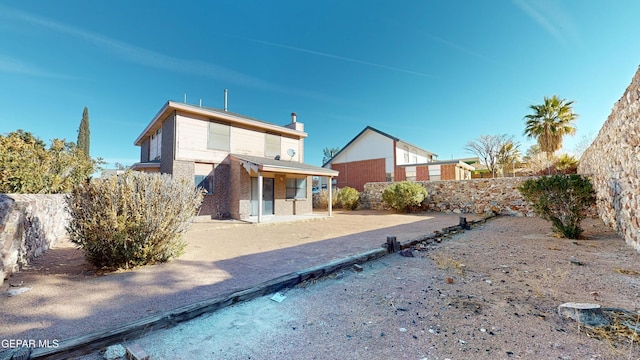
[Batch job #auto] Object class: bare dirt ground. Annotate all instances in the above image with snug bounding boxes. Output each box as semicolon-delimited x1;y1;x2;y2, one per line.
4;211;640;360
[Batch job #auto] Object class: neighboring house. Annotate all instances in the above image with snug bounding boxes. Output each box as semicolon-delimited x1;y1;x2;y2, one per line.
322;126;438;191
132;101;338;222
397;159;474;181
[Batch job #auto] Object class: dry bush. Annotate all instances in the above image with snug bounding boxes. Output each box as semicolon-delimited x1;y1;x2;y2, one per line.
66;171;203;269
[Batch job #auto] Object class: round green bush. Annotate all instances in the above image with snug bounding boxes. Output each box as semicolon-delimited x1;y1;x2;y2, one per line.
336;186;360;210
65;172;203;269
382;181;428;213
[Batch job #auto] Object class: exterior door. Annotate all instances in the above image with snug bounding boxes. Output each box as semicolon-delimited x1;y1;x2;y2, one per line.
250;177;274;216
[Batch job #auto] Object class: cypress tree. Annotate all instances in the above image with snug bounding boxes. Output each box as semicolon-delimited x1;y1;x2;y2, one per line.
77;107;90;156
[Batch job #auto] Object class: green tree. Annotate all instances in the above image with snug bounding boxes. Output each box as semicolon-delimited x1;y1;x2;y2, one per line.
0;130;99;193
524;95;578;159
77;107;90;156
322;147;340;164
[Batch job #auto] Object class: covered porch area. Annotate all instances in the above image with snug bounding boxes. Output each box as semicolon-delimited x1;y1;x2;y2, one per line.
230;154;339;223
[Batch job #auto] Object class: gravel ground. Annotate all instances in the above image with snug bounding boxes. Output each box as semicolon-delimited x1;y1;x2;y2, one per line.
75;216;640;360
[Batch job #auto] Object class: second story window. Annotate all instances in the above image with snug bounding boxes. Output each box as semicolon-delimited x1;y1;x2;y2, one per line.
265;133;281;159
208;121;230;151
150;128;161;160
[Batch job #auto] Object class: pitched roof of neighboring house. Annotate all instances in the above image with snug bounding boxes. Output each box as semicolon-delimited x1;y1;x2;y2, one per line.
134;101;306;146
323;126;438;166
231;154;339;177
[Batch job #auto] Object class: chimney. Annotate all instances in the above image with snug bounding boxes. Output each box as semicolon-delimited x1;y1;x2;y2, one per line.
285;112;304;131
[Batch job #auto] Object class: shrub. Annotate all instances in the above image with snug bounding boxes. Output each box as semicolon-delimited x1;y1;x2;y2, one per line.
66;171;203;269
0;130;99;194
336;186;360;210
382;181;428;213
313;189;339;209
518;174;595;239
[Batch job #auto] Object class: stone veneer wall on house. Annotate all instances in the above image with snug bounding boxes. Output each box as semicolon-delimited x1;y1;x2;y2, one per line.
362;178;536;216
0;194;69;284
578;65;640;252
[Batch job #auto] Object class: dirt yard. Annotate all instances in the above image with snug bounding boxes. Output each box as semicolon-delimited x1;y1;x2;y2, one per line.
73;214;640;360
3;211;640;360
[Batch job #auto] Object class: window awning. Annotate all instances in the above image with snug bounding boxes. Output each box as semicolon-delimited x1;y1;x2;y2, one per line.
231;154;339;177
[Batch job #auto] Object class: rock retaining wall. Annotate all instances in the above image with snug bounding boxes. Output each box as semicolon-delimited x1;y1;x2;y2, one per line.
578;65;640;252
0;194;69;284
362;177;536;216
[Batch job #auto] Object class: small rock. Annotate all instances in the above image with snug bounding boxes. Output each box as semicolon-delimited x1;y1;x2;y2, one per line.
480;328;487;332
570;257;584;266
103;344;126;360
445;277;454;284
485;280;492;285
7;287;32;297
399;327;407;332
399;248;414;257
352;264;364;272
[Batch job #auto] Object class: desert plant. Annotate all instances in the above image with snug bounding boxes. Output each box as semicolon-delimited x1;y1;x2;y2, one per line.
518;174;595;239
313;189;339;209
336;186;360;210
382;181;428;213
66;171;203;269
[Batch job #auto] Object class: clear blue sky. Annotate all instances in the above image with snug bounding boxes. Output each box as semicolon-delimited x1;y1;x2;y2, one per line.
2;1;640;168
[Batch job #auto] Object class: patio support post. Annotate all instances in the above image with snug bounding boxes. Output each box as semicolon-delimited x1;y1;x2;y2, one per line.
258;172;263;223
328;176;333;217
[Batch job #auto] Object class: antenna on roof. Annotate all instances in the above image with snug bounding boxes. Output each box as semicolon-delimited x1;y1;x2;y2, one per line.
224;89;228;111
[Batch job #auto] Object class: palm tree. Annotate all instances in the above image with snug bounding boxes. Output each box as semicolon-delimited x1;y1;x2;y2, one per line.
497;140;521;177
524;95;578;159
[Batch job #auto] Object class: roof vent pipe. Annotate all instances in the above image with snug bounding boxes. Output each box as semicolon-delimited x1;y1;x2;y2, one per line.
224;89;228;111
291;112;297;123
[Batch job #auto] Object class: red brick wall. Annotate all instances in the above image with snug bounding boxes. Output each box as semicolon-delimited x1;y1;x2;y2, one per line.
416;166;430;181
331;158;386;191
441;164;456;180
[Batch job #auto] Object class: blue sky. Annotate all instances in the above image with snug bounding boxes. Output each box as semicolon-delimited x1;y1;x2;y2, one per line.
1;1;639;168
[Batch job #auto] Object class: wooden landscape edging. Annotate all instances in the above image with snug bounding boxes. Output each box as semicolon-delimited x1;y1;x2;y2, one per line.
24;214;495;360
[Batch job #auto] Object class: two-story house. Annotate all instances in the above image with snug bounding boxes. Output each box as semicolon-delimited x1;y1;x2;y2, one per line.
321;126;475;191
132;100;338;222
322;126;438;191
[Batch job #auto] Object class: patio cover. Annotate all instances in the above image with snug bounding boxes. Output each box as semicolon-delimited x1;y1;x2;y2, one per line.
230;154;339;222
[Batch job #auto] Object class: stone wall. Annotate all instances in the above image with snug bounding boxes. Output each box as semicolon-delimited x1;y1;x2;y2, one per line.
362;178;536;216
0;194;69;284
578;65;640;252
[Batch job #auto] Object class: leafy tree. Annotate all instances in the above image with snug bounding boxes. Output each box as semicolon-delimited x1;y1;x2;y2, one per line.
464;134;514;177
0;130;99;193
524;95;578;159
518;174;595;239
322;147;340;164
77;107;90;156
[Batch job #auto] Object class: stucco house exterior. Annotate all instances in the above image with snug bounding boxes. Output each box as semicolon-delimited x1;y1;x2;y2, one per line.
132;100;338;222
